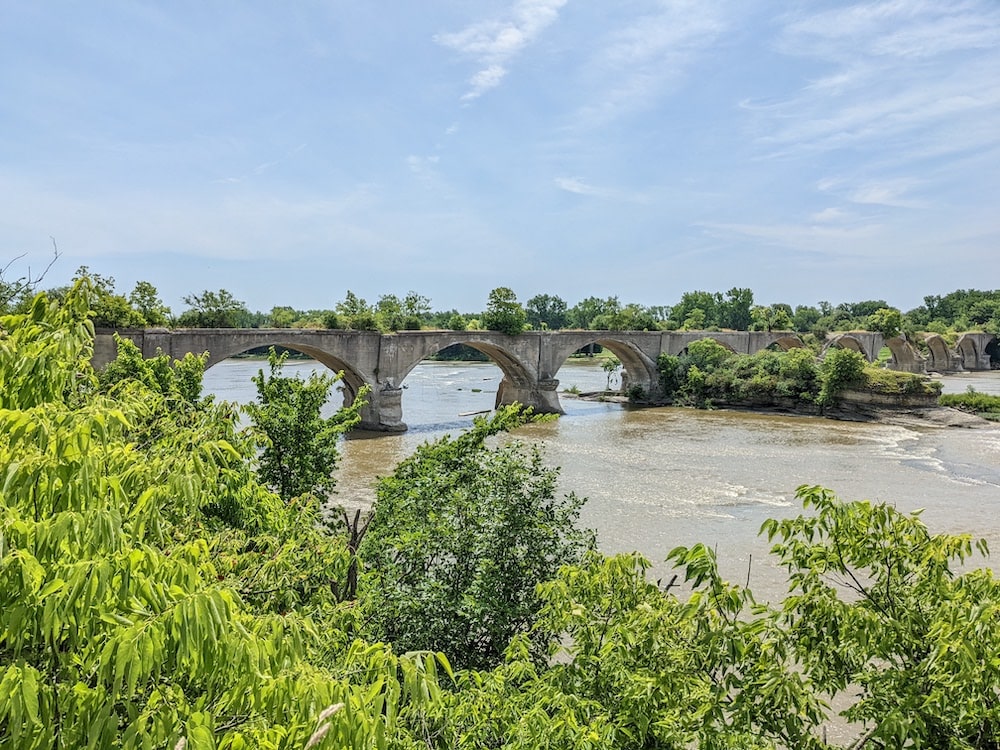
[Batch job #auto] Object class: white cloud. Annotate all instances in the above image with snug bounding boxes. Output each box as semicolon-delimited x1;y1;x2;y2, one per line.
572;0;730;125
554;176;605;196
435;0;567;101
810;207;850;223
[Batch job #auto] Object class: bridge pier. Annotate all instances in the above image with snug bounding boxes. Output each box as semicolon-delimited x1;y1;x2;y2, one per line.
361;384;407;432
495;377;564;415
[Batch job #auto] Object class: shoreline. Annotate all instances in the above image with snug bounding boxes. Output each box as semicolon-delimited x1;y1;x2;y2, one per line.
569;391;993;429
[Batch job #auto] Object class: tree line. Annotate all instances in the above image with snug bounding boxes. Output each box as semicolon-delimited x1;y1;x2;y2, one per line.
3;276;1000;748
3;262;999;341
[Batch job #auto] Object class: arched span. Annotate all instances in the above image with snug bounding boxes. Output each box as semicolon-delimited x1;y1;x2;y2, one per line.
824;334;868;359
882;336;923;373
393;338;536;390
923;334;952;372
956;335;979;370
550;335;660;395
205;341;368;406
768;335;806;351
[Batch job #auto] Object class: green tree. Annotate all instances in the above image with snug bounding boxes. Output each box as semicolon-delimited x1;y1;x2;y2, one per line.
336;290;378;330
525;294;568;330
764;486;1000;748
719;287;754;330
566;296;619;329
868;306;903;338
818;346;867;405
482;287;527;336
359;407;592;671
245;349;368;502
177;288;249;328
0;282;447;749
128;280;171;326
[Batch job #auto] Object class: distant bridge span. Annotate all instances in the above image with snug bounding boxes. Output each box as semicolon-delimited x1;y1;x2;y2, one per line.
93;328;995;432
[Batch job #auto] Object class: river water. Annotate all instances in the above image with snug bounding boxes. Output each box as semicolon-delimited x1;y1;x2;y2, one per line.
203;358;1000;599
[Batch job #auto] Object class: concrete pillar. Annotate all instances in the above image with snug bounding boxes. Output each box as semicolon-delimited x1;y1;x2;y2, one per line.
360;384;406;432
495;376;564;415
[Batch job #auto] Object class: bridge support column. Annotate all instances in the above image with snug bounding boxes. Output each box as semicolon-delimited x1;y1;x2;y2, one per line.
495;377;563;415
360;384;407;432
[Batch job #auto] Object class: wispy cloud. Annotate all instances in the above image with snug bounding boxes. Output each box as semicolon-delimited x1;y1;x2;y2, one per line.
577;0;730;124
554;176;649;203
435;0;567;101
757;1;1000;159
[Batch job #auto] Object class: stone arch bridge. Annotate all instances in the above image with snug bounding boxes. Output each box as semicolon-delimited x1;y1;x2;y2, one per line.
93;328;996;432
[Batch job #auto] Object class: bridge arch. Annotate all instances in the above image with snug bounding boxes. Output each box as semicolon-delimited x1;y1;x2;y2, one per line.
205;340;370;407
923;334;953;372
391;338;537;390
545;333;661;399
824;334;869;359
767;335;807;351
956;334;981;370
881;336;924;374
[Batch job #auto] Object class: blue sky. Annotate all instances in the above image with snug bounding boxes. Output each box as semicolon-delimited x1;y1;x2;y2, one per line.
2;1;998;315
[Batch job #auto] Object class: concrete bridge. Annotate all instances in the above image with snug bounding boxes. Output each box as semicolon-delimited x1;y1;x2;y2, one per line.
93;328;803;431
93;327;997;432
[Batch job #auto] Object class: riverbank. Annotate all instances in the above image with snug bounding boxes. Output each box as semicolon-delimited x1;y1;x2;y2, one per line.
571;390;993;429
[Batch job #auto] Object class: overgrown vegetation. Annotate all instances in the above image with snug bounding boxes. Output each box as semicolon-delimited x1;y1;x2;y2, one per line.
656;339;941;412
3;274;1000;749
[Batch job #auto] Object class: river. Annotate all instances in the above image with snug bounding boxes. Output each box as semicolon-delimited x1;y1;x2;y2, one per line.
203;358;1000;599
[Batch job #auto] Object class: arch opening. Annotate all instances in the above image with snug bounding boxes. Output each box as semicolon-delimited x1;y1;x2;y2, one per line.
553;337;660;398
207;342;368;409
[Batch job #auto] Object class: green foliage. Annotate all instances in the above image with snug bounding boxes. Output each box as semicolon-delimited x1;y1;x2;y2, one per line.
525;293;568;330
940;388;1000;419
0;281;448;749
245;349;368;502
763;486;1000;749
867;307;903;338
482;287;527;335
98;335;207;405
359;406;592;671
177;289;250;328
601;356;621;389
128;280;171;326
817;347;867;405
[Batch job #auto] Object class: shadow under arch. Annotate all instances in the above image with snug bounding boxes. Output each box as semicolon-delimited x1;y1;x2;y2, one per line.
956;334;980;370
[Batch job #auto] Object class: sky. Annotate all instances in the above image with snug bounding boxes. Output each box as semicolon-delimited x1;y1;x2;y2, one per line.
2;1;999;316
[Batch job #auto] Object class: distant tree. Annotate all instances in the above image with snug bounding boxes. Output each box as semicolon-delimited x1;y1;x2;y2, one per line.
791;305;821;333
482;287;527;335
719;287;754;330
670;291;722;329
74;266;146;328
269;305;298;328
567;296;619;329
375;294;405;332
525;294;568;330
128;280;171;326
178;289;249;328
336;290;377;330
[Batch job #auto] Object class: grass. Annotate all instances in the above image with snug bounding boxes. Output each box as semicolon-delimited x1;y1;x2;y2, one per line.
939;388;1000;420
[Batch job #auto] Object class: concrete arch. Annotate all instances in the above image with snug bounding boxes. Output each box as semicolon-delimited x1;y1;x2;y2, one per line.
882;336;924;374
205;340;369;407
825;334;869;359
923;334;953;372
392;338;536;389
768;335;807;351
543;332;662;398
956;334;980;370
